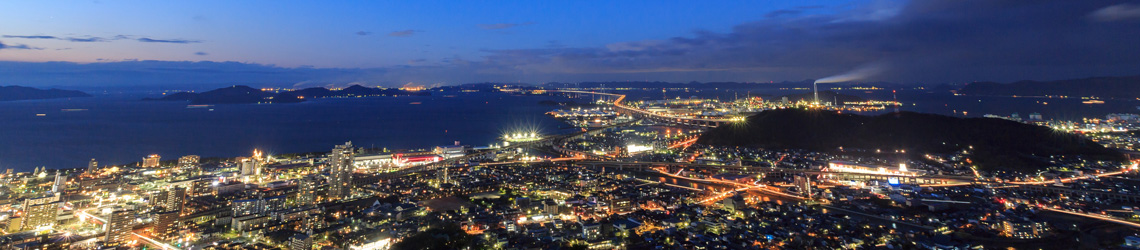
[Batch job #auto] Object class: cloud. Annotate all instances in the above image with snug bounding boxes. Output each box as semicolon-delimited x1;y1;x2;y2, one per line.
460;0;1140;83
1090;4;1140;22
0;41;40;50
387;30;418;37
3;35;58;39
65;37;104;42
478;22;534;30
356;31;372;36
137;37;201;43
194;51;208;56
2;34;191;44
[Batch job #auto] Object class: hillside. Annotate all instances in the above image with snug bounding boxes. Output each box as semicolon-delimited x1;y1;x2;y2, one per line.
958;75;1140;99
0;86;91;101
697;109;1122;172
148;85;429;104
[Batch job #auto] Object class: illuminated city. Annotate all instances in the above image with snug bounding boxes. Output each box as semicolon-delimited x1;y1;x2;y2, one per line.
3;1;1140;250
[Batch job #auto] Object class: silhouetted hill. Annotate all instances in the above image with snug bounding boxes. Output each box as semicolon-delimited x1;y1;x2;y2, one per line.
958;75;1140;99
0;86;91;101
777;91;865;103
697;109;1122;172
148;85;429;104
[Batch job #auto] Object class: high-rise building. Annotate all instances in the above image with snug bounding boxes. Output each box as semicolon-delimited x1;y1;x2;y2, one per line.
240;158;260;178
150;188;186;213
143;154;161;168
104;206;135;247
87;159;98;174
794;174;812;198
328;142;355;200
179;155;200;176
178;155;200;168
52;172;67;193
20;194;61;231
190;178;212;197
297;176;319;206
153;210;180;241
165;187;186;213
290;233;312;250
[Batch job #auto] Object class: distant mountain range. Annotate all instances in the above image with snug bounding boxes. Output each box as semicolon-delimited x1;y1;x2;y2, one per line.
0;86;91;101
957;75;1140;99
697;109;1122;172
147;85;430;104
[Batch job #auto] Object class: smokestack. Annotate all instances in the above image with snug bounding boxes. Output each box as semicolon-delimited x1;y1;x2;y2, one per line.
813;82;819;105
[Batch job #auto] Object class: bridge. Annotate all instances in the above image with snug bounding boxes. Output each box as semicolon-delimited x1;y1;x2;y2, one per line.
552;90;734;128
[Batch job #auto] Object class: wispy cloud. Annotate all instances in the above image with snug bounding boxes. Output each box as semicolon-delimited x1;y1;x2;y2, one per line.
3;34;199;44
194;51;208;56
356;31;372;36
3;35;58;39
0;41;41;50
478;22;534;30
65;37;105;42
1090;3;1140;22
137;37;201;44
387;30;417;37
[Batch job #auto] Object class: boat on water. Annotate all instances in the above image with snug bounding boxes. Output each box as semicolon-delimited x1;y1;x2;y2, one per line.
187;104;214;108
1082;100;1105;104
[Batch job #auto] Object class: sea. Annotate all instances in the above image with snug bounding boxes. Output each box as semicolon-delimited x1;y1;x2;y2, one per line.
0;91;574;171
2;88;1138;171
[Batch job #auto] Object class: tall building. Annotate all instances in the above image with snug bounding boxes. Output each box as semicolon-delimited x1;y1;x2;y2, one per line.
289;233;312;250
328;142;355;200
240;158;260;178
153;210;180;241
87;159;98;174
297;176;319;206
179;155;200;176
190;178;212;197
165;187;186;212
20;194;61;231
794;174;812;198
52;172;67;193
143;154;161;168
104;207;135;247
150;188;186;213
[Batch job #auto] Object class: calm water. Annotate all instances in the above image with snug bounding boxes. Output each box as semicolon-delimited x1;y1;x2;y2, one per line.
0;91;573;171
3;88;1136;171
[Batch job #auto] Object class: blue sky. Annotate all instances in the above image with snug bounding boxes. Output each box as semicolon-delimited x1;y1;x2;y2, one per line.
1;0;1139;88
0;1;848;67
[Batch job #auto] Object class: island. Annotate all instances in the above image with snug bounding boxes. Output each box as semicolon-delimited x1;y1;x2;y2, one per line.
0;86;91;101
146;85;430;104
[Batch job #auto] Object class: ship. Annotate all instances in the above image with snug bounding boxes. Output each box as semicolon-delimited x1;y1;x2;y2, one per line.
1082;100;1105;104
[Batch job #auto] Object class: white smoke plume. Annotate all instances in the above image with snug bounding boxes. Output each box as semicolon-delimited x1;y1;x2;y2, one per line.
814;62;889;84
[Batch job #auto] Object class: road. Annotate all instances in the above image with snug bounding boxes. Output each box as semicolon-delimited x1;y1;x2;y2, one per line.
1040;206;1140;229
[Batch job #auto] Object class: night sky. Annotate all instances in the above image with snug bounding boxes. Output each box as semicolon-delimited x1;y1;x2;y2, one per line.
1;0;1139;88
